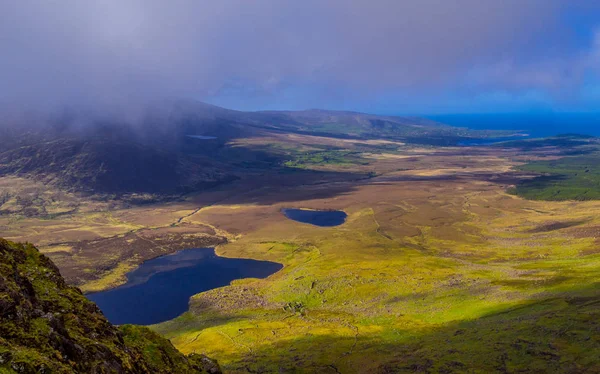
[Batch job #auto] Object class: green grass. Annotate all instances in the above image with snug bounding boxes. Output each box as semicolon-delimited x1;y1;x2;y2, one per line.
494;134;593;151
153;202;600;372
510;152;600;200
285;120;515;144
284;150;369;169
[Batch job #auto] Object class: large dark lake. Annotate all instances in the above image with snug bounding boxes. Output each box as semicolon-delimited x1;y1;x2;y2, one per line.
282;208;347;227
87;248;282;325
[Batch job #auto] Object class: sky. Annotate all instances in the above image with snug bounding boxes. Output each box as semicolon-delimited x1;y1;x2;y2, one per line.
2;1;600;115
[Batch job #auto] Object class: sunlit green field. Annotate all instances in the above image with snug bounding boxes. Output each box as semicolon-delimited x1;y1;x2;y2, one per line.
150;137;600;372
153;198;600;372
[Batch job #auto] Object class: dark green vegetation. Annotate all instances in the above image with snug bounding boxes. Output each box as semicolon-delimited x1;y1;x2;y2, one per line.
510;154;600;201
379;284;600;373
494;134;596;153
283;150;368;169
0;238;221;374
494;134;600;201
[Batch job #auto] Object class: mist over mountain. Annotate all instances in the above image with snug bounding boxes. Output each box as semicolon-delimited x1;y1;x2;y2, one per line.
0;100;504;197
2;1;600;114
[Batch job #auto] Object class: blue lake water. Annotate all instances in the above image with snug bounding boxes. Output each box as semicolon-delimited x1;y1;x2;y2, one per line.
457;135;530;146
87;248;282;325
282;208;347;227
186;135;218;140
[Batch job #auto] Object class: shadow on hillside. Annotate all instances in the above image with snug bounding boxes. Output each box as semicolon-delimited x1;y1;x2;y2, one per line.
223;283;600;373
370;171;540;186
179;166;560;207
168;159;369;207
490;137;592;151
171;140;374;206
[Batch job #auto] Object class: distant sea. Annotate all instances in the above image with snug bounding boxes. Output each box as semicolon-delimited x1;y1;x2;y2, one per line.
427;113;600;138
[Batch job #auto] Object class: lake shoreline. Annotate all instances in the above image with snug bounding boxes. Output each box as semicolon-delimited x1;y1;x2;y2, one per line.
87;247;283;325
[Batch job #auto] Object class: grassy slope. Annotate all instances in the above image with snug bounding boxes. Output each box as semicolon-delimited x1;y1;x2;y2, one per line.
488;134;600;201
155;205;600;372
283;150;370;170
255;109;516;145
0;238;220;374
510;152;600;200
152;167;600;373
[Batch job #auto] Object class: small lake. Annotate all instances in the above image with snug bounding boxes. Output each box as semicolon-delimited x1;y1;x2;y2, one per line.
186;135;218;140
87;248;282;325
458;135;530;146
282;208;347;227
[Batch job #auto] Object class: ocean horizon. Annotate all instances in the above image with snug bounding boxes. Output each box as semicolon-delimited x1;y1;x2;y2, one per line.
427;113;600;138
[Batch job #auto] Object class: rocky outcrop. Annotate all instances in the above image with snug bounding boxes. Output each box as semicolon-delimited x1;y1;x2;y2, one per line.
0;238;221;374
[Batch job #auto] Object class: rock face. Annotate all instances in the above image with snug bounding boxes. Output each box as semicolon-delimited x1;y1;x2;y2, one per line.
0;238;221;374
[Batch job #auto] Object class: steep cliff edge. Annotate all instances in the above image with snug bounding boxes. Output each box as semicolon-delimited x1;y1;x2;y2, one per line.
0;238;221;374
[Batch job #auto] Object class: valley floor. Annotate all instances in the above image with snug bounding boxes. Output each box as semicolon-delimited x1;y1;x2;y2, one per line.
3;135;600;372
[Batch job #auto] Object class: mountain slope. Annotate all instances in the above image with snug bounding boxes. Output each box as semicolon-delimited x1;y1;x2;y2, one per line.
247;108;512;144
0;238;221;374
0;138;233;195
0;100;509;197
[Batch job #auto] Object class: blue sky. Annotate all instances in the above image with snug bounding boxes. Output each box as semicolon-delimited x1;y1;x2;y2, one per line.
2;1;600;115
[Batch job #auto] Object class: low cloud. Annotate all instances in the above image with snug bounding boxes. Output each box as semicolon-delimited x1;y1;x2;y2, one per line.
0;0;598;112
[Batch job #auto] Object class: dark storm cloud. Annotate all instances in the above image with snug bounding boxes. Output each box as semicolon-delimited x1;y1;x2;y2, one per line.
0;1;599;112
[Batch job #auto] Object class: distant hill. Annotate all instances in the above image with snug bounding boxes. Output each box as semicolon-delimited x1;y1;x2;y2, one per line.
0;100;506;196
0;137;233;195
253;108;455;138
0;238;221;373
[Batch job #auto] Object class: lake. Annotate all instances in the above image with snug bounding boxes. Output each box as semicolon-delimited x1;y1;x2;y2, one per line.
457;135;530;146
186;135;218;140
282;208;347;227
87;248;282;325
